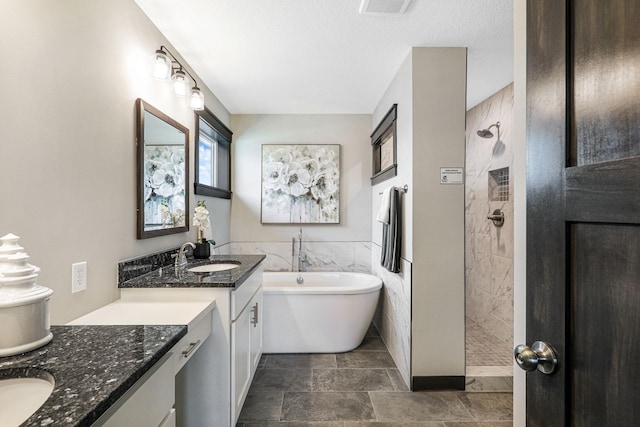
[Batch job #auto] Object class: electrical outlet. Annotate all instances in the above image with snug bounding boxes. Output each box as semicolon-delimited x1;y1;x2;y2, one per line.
71;261;87;293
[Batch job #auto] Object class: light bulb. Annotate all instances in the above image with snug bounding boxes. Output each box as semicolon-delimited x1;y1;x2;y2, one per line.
172;69;188;96
190;86;205;110
152;50;172;80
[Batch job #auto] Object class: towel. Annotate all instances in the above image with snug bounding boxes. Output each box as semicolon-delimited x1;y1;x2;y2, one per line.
376;186;393;223
381;187;402;273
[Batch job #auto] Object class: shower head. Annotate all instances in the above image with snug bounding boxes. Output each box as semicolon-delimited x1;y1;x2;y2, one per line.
477;121;501;139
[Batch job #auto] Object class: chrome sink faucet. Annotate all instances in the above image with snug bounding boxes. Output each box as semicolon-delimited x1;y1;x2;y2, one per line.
175;242;196;269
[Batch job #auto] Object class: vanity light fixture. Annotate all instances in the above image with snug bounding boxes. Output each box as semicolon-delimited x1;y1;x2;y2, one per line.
152;46;205;110
190;86;205;110
172;68;188;96
152;49;172;80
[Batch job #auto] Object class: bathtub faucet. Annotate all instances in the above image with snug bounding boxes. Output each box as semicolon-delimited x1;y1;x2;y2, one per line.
297;228;309;272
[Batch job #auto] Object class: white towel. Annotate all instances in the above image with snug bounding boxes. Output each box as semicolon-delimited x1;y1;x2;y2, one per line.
376;186;393;224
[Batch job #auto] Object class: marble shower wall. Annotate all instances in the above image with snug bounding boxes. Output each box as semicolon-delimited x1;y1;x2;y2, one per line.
372;244;412;389
465;83;514;346
229;241;372;273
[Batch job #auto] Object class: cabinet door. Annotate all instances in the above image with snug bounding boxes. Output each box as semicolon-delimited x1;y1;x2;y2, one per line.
249;289;263;373
93;354;174;427
231;302;252;425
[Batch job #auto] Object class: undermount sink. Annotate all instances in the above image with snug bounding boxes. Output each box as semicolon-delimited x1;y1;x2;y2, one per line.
188;263;239;273
0;374;54;425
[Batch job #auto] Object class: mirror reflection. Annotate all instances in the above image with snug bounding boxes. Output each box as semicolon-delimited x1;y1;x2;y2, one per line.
136;98;189;239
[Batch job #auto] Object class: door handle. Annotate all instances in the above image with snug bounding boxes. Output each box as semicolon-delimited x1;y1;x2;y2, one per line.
514;341;558;375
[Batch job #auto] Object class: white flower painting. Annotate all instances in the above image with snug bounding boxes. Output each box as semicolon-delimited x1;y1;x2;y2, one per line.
261;144;340;224
143;146;186;229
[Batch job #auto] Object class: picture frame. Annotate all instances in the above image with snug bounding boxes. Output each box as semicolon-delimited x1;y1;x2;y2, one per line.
261;144;340;224
370;104;398;186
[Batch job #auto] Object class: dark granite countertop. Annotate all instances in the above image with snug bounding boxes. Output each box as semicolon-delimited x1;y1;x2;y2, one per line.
119;254;265;289
0;325;186;427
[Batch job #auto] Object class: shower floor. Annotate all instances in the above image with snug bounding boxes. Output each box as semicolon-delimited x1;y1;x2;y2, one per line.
465;318;513;392
466;319;512;366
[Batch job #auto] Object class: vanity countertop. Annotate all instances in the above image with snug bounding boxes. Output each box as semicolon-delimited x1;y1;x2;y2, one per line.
0;324;186;427
119;254;265;289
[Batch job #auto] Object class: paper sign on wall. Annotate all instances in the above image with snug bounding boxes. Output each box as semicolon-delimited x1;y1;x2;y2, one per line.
440;167;464;185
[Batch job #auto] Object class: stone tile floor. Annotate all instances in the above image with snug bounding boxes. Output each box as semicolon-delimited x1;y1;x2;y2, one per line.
237;327;512;426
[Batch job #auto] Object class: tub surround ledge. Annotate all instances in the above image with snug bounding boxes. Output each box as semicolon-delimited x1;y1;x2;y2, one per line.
0;324;186;427
119;254;266;289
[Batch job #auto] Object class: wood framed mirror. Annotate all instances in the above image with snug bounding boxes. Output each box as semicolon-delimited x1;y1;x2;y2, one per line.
135;98;189;239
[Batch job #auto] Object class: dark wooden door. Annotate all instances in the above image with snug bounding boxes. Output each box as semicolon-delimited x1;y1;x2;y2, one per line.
526;0;640;425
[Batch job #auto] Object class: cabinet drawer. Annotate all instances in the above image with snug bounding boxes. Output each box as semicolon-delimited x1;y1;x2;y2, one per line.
231;264;263;320
173;309;212;373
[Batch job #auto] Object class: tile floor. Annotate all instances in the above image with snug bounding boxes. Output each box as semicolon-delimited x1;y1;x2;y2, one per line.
465;320;512;367
464;319;514;393
237;327;513;426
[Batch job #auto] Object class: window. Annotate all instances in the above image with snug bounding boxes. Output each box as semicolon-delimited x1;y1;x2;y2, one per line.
194;108;232;199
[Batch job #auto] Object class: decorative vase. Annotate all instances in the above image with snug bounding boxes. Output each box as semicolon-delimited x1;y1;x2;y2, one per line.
193;242;210;259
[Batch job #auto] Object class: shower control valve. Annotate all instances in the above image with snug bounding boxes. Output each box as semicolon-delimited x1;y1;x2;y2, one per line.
487;209;505;227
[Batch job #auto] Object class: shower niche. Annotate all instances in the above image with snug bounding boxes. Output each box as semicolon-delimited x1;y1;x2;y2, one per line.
488;167;509;201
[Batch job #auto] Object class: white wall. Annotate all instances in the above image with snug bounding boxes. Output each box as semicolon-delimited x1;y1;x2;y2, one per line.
410;48;467;379
229;114;372;270
370;51;414;386
0;0;230;324
371;54;414;260
371;47;467;385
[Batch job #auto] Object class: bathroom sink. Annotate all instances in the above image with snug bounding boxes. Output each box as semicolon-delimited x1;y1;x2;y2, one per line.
188;263;239;273
0;375;54;425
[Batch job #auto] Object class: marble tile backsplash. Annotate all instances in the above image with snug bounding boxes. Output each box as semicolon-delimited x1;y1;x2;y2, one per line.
465;83;514;347
230;241;372;273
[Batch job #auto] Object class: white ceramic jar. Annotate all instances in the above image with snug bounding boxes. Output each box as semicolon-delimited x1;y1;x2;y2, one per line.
0;234;53;357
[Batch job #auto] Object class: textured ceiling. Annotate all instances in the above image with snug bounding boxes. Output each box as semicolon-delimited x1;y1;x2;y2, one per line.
134;0;513;114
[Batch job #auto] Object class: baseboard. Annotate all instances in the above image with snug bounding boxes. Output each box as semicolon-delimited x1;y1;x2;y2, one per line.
412;376;465;391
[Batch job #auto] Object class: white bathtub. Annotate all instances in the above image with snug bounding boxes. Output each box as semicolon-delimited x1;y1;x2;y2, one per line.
262;272;382;353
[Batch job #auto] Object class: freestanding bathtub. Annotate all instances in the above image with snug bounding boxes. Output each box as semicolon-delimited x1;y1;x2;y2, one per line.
262;272;382;353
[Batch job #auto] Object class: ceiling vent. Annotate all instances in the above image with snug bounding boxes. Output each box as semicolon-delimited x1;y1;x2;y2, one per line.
359;0;412;16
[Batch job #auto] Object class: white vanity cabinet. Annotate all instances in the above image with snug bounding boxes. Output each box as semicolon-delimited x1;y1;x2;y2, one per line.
68;300;215;427
120;263;264;427
231;278;263;424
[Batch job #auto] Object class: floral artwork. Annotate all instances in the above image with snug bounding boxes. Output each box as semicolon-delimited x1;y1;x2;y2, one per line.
261;144;340;224
143;146;186;230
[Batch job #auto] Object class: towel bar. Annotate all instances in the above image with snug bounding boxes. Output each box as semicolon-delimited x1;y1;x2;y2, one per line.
379;184;408;195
